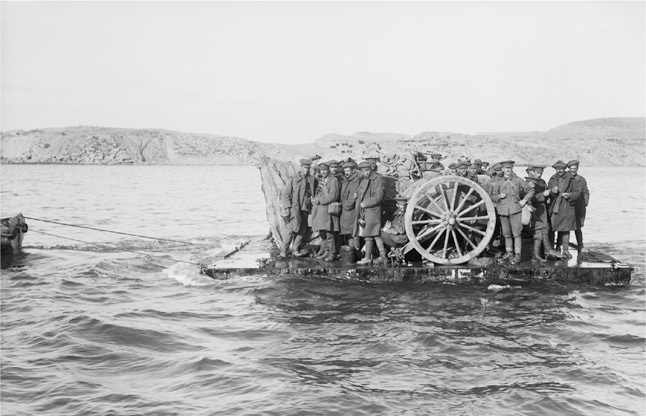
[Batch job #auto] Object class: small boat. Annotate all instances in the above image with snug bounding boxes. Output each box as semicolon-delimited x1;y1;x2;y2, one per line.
1;213;28;269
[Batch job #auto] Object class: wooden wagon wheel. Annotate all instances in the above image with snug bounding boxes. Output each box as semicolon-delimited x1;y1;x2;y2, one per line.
404;175;496;265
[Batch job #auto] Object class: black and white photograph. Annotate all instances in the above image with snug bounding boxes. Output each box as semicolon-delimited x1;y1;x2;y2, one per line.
1;1;644;415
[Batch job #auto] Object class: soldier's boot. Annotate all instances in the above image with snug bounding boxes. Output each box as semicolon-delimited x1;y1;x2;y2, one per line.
575;229;584;254
357;239;374;265
560;233;572;259
316;240;329;259
372;237;387;265
353;237;362;257
532;239;546;263
324;235;338;261
542;234;560;258
501;238;514;260
291;234;306;257
510;236;522;265
279;233;293;258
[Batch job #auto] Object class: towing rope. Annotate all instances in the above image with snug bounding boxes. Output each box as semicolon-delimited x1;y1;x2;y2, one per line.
24;216;204;245
28;229;199;266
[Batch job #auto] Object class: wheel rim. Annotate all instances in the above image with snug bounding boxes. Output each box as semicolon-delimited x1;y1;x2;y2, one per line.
404;175;496;265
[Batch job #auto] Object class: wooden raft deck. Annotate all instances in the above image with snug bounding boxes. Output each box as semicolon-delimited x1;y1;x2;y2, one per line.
201;240;633;287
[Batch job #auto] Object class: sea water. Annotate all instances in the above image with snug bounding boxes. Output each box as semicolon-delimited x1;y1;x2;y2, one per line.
1;164;644;415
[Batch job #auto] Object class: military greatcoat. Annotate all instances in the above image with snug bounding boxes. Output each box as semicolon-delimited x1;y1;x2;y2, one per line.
525;177;549;231
281;172;317;233
353;171;383;237
546;172;581;232
311;175;340;232
570;174;589;228
339;172;361;235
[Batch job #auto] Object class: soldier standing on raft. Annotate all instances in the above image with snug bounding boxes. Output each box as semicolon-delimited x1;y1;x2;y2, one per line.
567;160;589;254
525;165;559;262
327;159;345;255
340;161;361;251
355;161;387;265
311;162;341;261
547;160;582;258
491;160;535;265
279;158;317;258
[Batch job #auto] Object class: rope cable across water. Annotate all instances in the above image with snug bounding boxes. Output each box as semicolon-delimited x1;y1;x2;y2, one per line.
24;216;204;245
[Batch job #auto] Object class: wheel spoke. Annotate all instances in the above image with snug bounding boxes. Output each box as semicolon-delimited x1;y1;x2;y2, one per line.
416;223;445;242
457;199;485;218
458;215;490;221
442;227;451;258
414;204;442;218
439;183;450;212
428;227;446;250
451;228;463;257
454;187;474;214
459;223;487;236
411;219;442;226
456;226;478;250
451;180;459;212
423;191;444;214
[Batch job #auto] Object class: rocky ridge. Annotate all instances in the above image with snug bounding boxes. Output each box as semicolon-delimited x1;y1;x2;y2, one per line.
1;118;644;166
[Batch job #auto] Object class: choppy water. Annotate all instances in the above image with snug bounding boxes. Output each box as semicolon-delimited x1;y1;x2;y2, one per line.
1;164;644;415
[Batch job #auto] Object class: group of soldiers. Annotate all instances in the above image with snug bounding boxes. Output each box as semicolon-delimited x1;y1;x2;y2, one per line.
279;153;589;266
279;157;397;264
485;159;589;265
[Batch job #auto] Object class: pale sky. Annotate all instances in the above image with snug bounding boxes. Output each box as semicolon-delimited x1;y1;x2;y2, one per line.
1;1;644;144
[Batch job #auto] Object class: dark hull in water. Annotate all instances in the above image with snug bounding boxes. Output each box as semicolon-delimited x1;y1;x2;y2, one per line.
1;213;28;270
201;240;632;287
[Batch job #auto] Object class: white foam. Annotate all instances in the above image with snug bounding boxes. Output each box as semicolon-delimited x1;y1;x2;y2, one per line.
166;262;216;287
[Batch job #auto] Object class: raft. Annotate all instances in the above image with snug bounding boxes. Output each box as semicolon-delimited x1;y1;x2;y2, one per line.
201;157;633;286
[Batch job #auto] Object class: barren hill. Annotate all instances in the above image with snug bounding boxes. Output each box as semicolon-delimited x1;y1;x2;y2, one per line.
1;117;644;166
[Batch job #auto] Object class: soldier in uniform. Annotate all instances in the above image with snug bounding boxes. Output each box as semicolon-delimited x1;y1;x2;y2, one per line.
311;162;340;261
340;161;361;250
491;160;535;264
380;195;409;250
355;161;387;264
429;153;445;170
279;158;318;258
446;162;457;175
456;160;479;183
546;160;582;258
567;160;589;254
473;159;487;174
524;165;559;262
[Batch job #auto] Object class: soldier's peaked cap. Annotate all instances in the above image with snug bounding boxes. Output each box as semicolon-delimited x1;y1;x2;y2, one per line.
552;160;567;169
394;195;409;203
567;159;580;167
431;153;442;158
456;160;470;168
500;160;515;167
358;161;371;169
342;161;357;169
299;158;313;167
318;162;330;169
327;159;339;167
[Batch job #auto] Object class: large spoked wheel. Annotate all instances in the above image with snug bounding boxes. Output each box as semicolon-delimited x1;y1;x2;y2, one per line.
404;175;496;265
